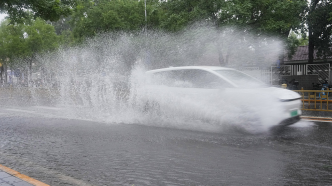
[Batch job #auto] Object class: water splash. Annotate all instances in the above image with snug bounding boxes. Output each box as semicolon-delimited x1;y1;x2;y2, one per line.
9;25;286;133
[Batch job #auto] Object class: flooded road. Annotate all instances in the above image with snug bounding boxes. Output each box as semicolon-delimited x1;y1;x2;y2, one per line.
0;106;332;185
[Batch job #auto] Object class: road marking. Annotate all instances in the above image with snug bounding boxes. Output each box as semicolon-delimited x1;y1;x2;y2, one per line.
0;152;93;186
0;164;49;186
5;109;35;114
33;106;63;110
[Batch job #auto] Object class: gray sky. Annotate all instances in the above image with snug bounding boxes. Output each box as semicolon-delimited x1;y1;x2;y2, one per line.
0;14;7;23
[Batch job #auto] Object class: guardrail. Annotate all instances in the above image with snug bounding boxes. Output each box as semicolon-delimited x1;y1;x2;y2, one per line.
293;89;332;112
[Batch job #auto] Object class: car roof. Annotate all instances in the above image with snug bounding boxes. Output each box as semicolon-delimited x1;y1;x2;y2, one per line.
146;66;233;73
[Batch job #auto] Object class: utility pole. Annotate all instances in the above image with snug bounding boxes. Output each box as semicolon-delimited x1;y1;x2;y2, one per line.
145;0;147;34
144;0;148;67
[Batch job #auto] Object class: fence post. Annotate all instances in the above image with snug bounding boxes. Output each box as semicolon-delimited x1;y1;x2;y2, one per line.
327;88;329;110
301;87;305;109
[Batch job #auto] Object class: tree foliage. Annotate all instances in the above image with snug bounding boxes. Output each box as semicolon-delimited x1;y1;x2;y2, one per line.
71;0;147;41
158;0;307;65
157;0;307;36
158;0;222;31
306;0;332;63
0;20;28;61
217;0;307;37
0;0;331;67
25;18;60;55
0;18;60;65
0;0;75;22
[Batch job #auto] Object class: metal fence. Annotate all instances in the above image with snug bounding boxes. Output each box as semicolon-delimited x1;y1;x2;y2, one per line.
271;65;291;85
293;89;332;112
270;63;331;88
271;65;292;76
307;63;330;83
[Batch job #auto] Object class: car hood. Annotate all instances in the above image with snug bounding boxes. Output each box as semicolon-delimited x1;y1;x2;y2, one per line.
267;87;302;101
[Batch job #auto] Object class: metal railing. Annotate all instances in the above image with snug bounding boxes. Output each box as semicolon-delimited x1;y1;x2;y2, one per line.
293;89;332;112
307;64;330;83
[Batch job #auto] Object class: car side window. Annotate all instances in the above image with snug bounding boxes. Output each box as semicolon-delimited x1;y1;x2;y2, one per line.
182;69;231;89
150;69;231;88
149;70;189;87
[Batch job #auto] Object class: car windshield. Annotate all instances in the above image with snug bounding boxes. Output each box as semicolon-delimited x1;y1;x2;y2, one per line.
148;69;233;89
214;69;266;88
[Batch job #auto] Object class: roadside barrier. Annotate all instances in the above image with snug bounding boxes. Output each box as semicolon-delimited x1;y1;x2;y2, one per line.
293;88;332;112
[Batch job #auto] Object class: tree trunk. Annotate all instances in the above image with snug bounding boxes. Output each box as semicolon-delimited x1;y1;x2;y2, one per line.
27;56;33;87
308;26;314;64
217;41;227;66
218;49;225;66
4;64;7;84
308;0;320;64
0;65;3;84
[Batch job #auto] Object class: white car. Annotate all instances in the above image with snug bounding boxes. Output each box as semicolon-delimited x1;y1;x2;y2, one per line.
138;66;301;128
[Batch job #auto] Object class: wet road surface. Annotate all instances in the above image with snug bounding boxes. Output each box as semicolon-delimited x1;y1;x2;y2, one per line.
0;106;332;185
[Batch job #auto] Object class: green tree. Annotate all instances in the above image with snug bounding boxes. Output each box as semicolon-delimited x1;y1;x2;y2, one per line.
71;0;147;41
0;18;60;83
0;17;60;60
0;0;75;22
158;0;307;37
214;0;307;65
25;18;60;55
286;32;307;59
158;0;222;32
217;0;307;37
158;0;307;65
0;20;29;60
0;20;29;82
306;0;332;63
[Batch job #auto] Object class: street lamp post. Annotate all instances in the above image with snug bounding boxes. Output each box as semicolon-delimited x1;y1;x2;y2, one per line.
145;0;147;33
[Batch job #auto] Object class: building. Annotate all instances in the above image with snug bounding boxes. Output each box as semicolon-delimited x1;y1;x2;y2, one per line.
271;46;332;89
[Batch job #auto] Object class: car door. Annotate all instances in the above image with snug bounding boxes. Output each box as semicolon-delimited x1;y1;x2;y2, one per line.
180;69;233;107
144;69;233;116
160;69;233;116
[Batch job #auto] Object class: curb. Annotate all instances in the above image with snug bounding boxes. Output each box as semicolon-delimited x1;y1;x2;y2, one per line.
301;116;332;122
0;164;49;186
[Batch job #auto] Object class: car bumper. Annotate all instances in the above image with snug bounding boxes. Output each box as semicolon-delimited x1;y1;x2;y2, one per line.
278;99;302;125
279;115;301;126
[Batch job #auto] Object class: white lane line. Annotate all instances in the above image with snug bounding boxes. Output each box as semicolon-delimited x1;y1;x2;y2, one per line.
5;109;35;114
33;106;63;110
3;107;73;120
4;108;60;119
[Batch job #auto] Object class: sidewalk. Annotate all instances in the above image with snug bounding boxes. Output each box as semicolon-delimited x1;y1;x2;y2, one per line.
0;165;49;186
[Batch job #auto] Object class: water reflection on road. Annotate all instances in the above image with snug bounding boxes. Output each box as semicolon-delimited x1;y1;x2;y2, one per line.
0;108;331;185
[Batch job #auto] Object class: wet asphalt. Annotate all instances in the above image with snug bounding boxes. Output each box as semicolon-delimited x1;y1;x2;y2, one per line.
0;107;332;186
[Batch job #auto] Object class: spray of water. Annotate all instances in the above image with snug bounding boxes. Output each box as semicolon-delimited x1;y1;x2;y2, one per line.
10;24;287;133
